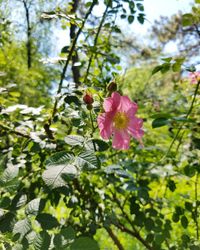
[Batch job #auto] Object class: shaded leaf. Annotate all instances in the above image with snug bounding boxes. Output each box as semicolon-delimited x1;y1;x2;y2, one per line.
42;163;77;188
13;218;31;239
71;237;99;250
36;213;59;230
34;231;51;250
25;198;45;216
64;135;85;146
76;150;100;170
152;117;170;128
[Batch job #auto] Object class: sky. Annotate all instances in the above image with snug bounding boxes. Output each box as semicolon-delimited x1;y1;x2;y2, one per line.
132;0;192;35
54;0;193;56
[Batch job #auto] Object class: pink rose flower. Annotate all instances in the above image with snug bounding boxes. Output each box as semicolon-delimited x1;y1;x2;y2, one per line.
97;92;144;150
189;71;200;84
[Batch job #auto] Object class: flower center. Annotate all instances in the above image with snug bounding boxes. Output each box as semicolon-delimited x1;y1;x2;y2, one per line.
113;112;129;130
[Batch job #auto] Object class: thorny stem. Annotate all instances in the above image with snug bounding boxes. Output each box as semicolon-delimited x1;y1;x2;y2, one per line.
163;80;200;160
49;0;97;125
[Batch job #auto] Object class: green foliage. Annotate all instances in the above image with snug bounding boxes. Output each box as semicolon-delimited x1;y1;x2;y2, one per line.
0;0;200;250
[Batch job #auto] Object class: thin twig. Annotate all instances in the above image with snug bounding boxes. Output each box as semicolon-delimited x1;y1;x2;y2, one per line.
162;80;200;160
106;227;124;250
84;1;110;82
89;110;97;151
0;121;30;139
116;223;154;250
110;191;154;250
49;0;97;124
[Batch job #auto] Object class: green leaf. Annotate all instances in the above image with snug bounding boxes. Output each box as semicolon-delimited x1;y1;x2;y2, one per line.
145;218;155;231
152;117;170;128
152;65;162;75
167;179;176;192
36;213;59;230
128;15;134;24
34;231;51;250
0;196;11;209
175;206;184;215
160;63;170;73
53;234;62;248
151;113;172;119
64;135;85;146
105;165;132;178
182;234;190;244
172;62;181;72
161;57;172;63
172;213;179;223
184;165;196;177
25;198;45;216
120;14;126;19
64;95;80;105
155;234;165;245
13;218;31;239
70;237;100;250
85;139;109;152
146;233;154;242
43;152;77;188
0;212;15;233
61;46;69;53
181;216;188;228
61;226;75;240
137;13;145;24
195;0;200;3
182;13;193;26
46;151;73;166
185;201;193;212
1;165;19;183
75;150;100;170
42;163;77;188
136;3;144;11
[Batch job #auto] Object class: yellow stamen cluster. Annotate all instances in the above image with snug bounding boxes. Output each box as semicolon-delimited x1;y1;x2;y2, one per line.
113;112;129;130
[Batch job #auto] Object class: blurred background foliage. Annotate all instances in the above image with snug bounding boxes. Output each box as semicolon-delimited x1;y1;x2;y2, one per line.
0;0;200;249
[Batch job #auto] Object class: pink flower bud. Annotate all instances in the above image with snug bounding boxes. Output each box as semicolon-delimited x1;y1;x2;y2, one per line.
83;93;94;105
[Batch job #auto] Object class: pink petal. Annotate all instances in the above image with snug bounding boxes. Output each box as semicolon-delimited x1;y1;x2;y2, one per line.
119;96;138;114
103;97;113;112
103;92;121;112
112;129;130;150
128;116;144;141
97;113;113;140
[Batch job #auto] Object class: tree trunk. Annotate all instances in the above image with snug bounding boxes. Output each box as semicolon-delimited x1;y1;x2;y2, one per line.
22;0;32;69
70;0;81;87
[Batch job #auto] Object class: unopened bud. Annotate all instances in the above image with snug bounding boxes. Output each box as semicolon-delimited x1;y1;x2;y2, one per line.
107;81;117;93
83;92;94;105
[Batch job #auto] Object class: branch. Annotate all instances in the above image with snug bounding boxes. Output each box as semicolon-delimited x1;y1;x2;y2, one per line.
84;1;110;82
70;0;81;87
22;0;32;69
0;121;30;139
49;0;98;125
162;80;200;160
106;227;124;250
116;223;155;250
110;191;154;250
